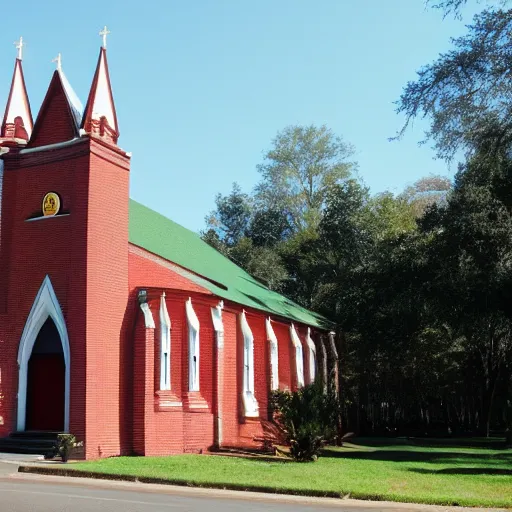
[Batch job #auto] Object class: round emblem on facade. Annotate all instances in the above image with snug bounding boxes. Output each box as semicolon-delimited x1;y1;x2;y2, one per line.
42;192;61;217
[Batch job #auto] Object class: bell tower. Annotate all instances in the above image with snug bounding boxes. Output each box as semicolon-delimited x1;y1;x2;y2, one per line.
0;31;130;459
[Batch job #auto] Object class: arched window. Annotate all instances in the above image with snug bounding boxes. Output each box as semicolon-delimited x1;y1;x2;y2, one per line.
159;293;171;390
266;318;279;391
240;311;259;417
186;298;200;391
290;324;304;388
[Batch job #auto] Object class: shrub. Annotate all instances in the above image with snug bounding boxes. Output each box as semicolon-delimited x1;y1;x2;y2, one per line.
45;434;83;462
271;383;339;461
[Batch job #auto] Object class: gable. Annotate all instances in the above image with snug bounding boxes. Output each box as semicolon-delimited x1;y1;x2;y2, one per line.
29;71;80;148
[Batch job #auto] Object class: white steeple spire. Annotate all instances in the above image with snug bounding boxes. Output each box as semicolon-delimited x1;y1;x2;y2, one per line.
81;41;119;144
1;48;33;142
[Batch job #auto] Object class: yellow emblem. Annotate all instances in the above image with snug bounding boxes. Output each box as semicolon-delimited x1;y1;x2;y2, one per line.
42;192;60;217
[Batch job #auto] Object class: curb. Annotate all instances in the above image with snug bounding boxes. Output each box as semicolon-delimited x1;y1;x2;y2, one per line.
17;465;348;499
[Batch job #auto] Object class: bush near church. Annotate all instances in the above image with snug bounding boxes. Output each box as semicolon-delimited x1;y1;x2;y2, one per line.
44;434;83;463
271;383;339;462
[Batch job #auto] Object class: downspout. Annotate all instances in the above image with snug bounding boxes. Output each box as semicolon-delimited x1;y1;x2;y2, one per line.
211;301;224;449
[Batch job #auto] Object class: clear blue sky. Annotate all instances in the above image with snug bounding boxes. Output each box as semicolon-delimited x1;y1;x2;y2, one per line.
2;0;479;232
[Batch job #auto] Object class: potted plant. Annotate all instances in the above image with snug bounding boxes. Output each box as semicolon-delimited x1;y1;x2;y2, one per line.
54;434;83;463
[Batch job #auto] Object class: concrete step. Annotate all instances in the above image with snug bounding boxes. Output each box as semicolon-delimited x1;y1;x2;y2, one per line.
9;431;61;440
0;431;61;456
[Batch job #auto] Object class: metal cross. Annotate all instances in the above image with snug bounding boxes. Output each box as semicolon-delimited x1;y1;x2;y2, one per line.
52;53;62;71
14;37;24;60
99;26;110;49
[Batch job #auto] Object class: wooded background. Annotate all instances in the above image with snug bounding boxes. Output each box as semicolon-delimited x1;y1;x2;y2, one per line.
203;0;512;438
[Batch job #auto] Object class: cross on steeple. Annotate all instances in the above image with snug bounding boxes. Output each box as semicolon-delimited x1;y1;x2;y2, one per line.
52;53;62;71
99;26;110;49
14;37;24;60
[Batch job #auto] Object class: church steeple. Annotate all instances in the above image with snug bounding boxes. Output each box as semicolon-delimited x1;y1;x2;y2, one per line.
1;37;33;145
81;28;119;145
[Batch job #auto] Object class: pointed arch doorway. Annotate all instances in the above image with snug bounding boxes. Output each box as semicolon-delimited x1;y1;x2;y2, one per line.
17;276;70;432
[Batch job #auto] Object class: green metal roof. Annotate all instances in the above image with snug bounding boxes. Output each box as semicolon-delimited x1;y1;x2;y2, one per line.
128;199;331;329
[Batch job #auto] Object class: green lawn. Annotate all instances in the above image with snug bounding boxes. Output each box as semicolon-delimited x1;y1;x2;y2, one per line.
65;438;512;509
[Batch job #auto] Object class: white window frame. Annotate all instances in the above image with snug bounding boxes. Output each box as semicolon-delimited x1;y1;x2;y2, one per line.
186;298;200;392
266;318;279;391
159;292;172;390
306;327;317;384
211;301;224;348
290;324;305;388
240;311;259;417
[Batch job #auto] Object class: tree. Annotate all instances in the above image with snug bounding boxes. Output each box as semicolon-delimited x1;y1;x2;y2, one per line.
418;149;512;436
396;8;512;160
201;229;229;256
204;183;251;247
363;192;417;240
228;237;289;292
400;175;452;218
427;0;510;17
255;125;356;232
246;208;291;247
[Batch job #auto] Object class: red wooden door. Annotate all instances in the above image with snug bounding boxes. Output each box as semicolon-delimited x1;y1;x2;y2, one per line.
26;354;65;431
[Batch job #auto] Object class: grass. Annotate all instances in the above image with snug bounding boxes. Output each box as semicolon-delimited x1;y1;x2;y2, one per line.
64;438;512;509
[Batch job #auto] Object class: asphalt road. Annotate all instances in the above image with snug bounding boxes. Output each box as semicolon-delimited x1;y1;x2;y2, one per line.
0;479;372;512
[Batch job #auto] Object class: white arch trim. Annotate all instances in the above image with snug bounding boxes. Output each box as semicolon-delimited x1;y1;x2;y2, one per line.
290;324;305;388
266;318;279;391
240;311;259;417
17;275;70;432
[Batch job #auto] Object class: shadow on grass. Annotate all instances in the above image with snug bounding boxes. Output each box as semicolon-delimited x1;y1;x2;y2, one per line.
347;437;508;450
409;467;512;476
321;448;512;465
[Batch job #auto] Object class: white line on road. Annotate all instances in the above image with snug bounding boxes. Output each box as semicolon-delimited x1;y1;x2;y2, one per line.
1;488;182;508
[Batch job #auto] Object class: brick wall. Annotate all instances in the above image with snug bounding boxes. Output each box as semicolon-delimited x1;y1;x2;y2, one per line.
272;321;293;391
0;141;91;443
126;248;282;453
84;140;130;459
130;291;214;456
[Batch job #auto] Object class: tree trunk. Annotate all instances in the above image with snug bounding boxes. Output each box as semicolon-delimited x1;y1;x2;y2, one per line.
482;374;500;438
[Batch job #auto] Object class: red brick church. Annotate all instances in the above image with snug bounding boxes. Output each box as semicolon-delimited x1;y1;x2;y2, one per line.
0;34;337;459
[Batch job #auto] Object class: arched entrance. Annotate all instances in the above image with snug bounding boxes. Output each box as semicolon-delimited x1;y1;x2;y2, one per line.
17;276;70;432
25;318;65;431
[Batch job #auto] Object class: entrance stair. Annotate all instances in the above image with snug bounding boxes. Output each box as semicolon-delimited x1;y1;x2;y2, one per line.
0;431;60;455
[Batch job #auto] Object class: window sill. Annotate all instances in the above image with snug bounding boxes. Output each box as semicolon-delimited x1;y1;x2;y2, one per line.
242;391;259;418
183;391;209;412
155;390;182;411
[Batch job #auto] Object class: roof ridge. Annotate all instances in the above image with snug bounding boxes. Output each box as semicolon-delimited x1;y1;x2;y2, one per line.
128;198;332;329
